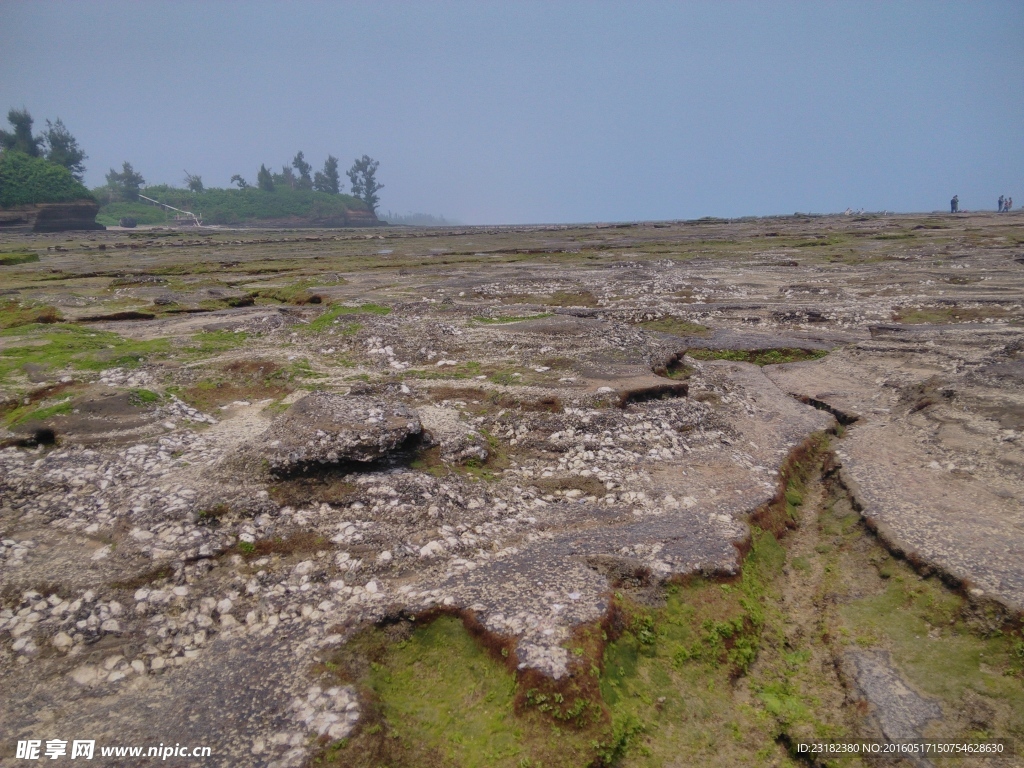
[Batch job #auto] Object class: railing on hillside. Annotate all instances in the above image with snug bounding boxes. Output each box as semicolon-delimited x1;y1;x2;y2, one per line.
138;194;203;226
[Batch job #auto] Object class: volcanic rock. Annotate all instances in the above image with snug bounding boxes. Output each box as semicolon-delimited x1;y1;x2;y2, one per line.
257;392;421;473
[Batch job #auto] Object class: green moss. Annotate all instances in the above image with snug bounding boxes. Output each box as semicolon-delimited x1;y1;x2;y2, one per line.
7;398;73;426
304;302;388;333
892;305;1020;324
839;568;1024;740
688;348;828;366
0;251;39;266
410;428;509;483
170;359;293;412
530;291;601;307
333;616;597;768
0;301;62;329
184;330;248;357
594;529;798;766
287;358;325;379
313;411;1022;766
261;400;290;416
0;323;170;384
128;388;160;405
250;277;347;307
370;618;520;766
487;370;527;386
791;235;847;248
872;232;916;240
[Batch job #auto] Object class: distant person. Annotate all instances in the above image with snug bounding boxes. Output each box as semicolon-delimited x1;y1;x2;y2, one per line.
951;195;959;213
1007;197;1013;212
999;195;1005;212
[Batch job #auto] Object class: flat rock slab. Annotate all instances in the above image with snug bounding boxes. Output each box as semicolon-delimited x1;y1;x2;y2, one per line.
418;404;489;463
767;332;1024;610
846;649;942;767
257;392;422;473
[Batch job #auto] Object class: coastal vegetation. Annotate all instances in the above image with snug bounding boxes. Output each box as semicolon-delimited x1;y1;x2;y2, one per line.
94;185;370;227
2;106;386;225
0;150;92;208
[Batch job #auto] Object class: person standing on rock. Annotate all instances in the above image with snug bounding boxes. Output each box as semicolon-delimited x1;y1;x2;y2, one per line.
998;195;1005;212
951;195;959;213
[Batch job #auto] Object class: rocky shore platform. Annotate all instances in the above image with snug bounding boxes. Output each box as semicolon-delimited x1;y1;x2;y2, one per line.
1;212;1022;766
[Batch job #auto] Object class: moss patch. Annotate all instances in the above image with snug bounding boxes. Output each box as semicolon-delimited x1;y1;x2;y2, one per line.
0;251;40;266
501;291;600;308
304;303;388;334
5;397;74;427
638;317;711;337
182;330;249;358
0;323;170;384
688;348;828;366
236;532;331;560
893;305;1022;324
599;536;796;767
0;301;62;329
250;278;346;306
837;555;1024;745
316;616;600;768
172;359;291;412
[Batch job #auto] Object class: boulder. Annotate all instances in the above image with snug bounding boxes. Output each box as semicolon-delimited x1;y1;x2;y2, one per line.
258;392;421;473
417;405;489;464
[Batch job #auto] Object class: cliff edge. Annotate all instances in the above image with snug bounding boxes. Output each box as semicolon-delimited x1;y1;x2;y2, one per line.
0;200;106;232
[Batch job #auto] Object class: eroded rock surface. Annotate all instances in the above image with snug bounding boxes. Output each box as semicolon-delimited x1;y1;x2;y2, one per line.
1;211;1022;765
256;392;422;473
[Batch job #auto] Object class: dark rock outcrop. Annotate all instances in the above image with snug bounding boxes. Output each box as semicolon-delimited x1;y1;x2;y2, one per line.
256;392;422;473
0;200;105;232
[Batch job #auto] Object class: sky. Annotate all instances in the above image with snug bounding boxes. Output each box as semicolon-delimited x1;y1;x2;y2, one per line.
2;1;1021;224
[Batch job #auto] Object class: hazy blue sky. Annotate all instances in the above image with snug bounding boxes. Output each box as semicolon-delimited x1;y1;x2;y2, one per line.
2;1;1021;223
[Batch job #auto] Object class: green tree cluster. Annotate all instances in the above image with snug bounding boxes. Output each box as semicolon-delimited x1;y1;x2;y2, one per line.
313;155;340;194
104;162;145;201
184;170;204;193
241;152;381;212
292;151;313;190
347;154;383;213
0;108;88;181
257;164;274;191
0;150;92;207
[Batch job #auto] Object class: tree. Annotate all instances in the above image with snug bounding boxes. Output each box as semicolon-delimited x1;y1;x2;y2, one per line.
41;119;87;181
347;155;383;213
313;155;340;194
257;164;274;191
105;161;145;201
0;150;92;207
273;165;296;189
0;108;43;157
184;170;204;193
230;174;249;189
292;151;313;190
